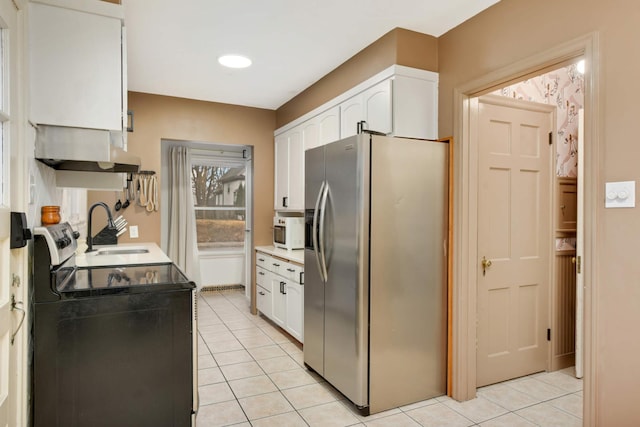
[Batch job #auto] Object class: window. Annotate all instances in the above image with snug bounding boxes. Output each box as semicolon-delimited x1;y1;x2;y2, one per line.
191;158;246;251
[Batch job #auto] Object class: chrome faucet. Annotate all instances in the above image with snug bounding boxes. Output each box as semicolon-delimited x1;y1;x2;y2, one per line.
86;202;116;252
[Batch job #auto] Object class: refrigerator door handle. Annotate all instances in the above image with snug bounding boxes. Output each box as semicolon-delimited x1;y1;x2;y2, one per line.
318;182;329;282
312;181;326;282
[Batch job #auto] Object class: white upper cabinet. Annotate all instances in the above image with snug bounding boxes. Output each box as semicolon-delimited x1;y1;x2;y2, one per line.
303;105;340;151
274;133;289;209
274;128;304;210
274;66;438;212
29;2;124;131
339;96;363;139
301;120;319;152
392;75;438;140
340;79;392;138
317;106;340;146
287;129;304;210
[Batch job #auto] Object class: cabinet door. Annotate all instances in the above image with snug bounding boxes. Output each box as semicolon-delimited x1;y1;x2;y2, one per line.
272;277;287;327
363;80;392;135
557;179;577;231
302;120;319;151
318;106;340;146
285;283;303;342
274;133;289;209
29;3;122;130
340;95;363;139
392;74;438;139
256;285;272;318
287;128;304;210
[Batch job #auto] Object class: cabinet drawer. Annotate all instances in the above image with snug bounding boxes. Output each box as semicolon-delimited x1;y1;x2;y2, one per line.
256;285;272;318
268;258;285;276
256;253;272;269
282;262;304;284
256;266;269;287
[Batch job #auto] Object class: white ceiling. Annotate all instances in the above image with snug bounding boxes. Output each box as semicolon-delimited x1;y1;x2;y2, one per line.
124;0;500;110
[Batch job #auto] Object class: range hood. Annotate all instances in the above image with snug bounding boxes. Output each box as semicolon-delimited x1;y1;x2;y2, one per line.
35;124;140;173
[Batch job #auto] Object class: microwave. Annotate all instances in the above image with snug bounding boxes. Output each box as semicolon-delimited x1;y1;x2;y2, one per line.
273;217;304;250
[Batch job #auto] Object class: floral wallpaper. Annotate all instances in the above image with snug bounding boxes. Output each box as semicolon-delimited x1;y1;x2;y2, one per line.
492;63;584;177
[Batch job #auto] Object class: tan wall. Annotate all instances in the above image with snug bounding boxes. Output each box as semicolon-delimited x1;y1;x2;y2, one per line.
276;27;438;127
88;92;276;249
438;0;640;424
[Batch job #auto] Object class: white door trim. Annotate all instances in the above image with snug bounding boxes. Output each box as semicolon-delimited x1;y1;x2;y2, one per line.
451;32;600;427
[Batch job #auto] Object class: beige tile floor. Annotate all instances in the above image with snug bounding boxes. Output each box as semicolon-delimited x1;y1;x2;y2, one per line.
196;290;583;427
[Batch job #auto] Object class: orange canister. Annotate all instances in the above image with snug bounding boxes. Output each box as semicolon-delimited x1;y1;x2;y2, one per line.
41;206;61;226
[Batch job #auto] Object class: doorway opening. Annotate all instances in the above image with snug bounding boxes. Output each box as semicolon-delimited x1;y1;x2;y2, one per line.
161;140;254;300
485;60;585;380
451;33;598;425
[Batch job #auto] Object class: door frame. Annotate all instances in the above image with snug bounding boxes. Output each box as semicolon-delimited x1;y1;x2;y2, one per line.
451;32;599;426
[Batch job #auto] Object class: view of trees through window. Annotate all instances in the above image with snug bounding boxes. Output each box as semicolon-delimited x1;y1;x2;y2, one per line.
191;163;246;251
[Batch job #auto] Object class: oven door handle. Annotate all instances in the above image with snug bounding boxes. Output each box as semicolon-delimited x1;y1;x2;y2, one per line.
55;266;78;295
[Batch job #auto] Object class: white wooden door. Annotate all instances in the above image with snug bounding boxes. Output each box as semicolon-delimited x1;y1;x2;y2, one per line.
0;1;22;425
0;209;9;427
575;109;585;378
476;95;553;387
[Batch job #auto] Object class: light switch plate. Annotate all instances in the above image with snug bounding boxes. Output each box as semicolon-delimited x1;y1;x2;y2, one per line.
605;181;635;208
129;225;139;238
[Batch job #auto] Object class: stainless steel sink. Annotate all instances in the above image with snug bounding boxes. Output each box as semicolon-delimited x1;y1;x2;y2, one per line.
94;248;150;255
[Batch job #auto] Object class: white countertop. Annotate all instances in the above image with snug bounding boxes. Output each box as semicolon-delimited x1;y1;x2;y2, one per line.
255;245;304;264
75;242;171;267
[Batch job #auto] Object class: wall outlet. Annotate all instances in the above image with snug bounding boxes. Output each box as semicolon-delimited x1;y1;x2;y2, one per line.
129;225;139;238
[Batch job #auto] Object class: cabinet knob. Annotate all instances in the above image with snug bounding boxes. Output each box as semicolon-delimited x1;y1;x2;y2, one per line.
273;263;280;267
286;268;295;272
258;272;264;276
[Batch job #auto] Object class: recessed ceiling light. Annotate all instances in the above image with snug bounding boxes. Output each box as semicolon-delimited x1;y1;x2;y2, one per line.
218;55;252;69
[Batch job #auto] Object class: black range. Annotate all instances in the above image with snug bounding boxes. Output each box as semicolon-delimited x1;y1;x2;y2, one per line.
31;222;197;427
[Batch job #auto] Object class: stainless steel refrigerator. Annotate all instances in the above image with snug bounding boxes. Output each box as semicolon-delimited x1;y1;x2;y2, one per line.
304;132;448;415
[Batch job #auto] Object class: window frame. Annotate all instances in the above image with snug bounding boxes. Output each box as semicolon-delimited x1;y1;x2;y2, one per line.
190;153;247;253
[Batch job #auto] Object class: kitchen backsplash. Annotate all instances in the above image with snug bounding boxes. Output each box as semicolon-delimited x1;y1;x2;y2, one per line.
492;63;584;178
29;161;86;232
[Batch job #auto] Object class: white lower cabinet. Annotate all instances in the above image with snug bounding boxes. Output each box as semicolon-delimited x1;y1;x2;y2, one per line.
272;278;287;327
255;250;304;342
285;281;303;341
256;267;272;318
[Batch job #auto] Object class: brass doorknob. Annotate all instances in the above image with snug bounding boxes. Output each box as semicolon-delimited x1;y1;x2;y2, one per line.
481;256;492;276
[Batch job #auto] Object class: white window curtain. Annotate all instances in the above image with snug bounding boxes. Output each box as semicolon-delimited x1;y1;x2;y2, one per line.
167;146;201;285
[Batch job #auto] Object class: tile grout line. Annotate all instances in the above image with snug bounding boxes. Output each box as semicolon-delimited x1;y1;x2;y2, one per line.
218;290;315;427
200;291;316;426
200;290;584;427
